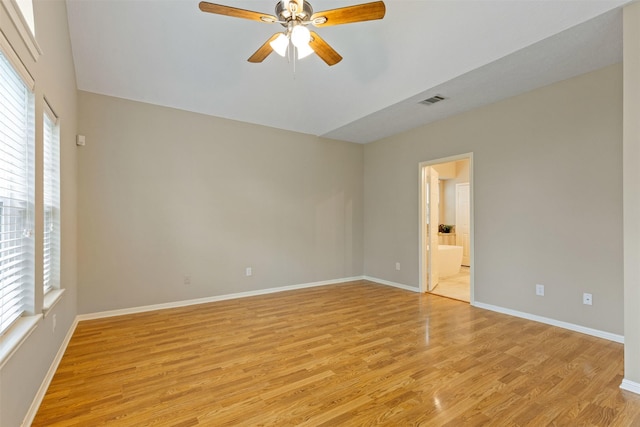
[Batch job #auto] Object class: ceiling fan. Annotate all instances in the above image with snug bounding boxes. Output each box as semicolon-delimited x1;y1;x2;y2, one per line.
198;0;386;66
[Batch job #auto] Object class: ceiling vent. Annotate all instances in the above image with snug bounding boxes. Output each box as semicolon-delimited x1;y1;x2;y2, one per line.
420;95;446;106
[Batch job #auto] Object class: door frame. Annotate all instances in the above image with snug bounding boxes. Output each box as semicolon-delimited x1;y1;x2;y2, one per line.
418;153;475;303
424;166;440;292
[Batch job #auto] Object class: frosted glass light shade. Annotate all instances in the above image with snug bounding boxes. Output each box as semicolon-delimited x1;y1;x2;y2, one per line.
270;33;289;57
297;42;314;59
291;25;311;48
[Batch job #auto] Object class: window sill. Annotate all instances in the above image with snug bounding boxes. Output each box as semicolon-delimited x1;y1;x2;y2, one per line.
43;288;65;317
0;314;42;370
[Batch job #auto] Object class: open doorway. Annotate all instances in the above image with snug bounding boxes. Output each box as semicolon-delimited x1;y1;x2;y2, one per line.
419;154;473;303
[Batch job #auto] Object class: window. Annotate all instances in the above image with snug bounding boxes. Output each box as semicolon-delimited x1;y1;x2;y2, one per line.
14;0;35;35
0;49;34;334
0;0;40;61
43;103;59;294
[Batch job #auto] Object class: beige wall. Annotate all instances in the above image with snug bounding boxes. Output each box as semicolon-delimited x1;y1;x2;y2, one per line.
76;92;364;314
623;2;640;386
0;1;78;426
364;64;623;335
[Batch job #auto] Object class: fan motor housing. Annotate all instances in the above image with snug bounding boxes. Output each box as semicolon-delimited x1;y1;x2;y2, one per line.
275;0;313;22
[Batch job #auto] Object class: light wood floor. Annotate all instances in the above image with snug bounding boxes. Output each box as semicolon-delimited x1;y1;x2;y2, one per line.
34;281;640;426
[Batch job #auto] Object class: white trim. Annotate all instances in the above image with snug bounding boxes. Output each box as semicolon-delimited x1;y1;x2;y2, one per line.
473;301;624;343
21;317;78;427
620;379;640;395
0;26;34;89
0;314;42;370
1;0;41;62
419;164;427;292
42;288;65;317
363;276;420;293
43;96;58;122
78;277;365;321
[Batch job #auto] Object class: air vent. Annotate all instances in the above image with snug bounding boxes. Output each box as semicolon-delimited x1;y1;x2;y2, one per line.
420;95;446;106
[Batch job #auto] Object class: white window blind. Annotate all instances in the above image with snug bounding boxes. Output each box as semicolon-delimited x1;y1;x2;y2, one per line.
43;103;59;293
0;50;34;334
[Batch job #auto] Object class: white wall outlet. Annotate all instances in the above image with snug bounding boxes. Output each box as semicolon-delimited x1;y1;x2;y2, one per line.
183;275;191;285
246;267;252;277
395;262;401;271
535;284;544;296
583;293;593;305
52;314;57;332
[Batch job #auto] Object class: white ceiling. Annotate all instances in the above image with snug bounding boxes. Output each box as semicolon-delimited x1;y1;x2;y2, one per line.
66;0;630;144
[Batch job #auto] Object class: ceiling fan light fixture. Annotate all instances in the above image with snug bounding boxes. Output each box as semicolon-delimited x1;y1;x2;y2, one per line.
270;33;289;56
199;0;386;66
296;42;314;59
290;25;311;48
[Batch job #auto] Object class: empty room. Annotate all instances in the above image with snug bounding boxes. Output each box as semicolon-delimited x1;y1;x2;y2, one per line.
2;0;640;425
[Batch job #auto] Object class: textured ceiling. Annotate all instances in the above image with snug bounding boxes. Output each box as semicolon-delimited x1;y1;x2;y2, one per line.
66;0;630;143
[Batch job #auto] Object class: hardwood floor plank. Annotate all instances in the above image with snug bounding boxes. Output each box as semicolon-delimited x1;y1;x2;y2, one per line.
33;281;640;426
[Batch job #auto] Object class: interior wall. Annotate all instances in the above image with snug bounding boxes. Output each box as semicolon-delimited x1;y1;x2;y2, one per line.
76;91;364;314
623;2;640;387
364;64;623;335
0;1;78;426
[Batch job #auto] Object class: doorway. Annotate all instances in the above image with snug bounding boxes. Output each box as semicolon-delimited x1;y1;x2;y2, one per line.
419;154;473;303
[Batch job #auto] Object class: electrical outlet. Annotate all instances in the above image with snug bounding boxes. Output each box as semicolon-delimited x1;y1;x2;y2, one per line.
583;293;593;305
535;284;544;296
246;267;252;277
52;314;57;332
395;262;401;271
183;275;191;285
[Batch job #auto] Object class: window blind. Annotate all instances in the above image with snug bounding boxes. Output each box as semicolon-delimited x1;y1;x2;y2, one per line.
0;50;34;334
43;103;59;293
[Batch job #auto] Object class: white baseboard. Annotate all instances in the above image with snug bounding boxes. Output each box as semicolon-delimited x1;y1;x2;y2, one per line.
363;280;623;345
22;317;79;427
363;276;420;292
621;379;640;395
77;276;366;321
473;301;624;343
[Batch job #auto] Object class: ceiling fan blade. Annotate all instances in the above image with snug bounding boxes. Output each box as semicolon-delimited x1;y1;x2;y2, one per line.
248;33;281;63
310;1;385;27
199;2;277;23
309;32;342;66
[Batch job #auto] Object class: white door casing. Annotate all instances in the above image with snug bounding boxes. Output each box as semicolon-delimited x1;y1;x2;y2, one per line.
427;167;440;291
